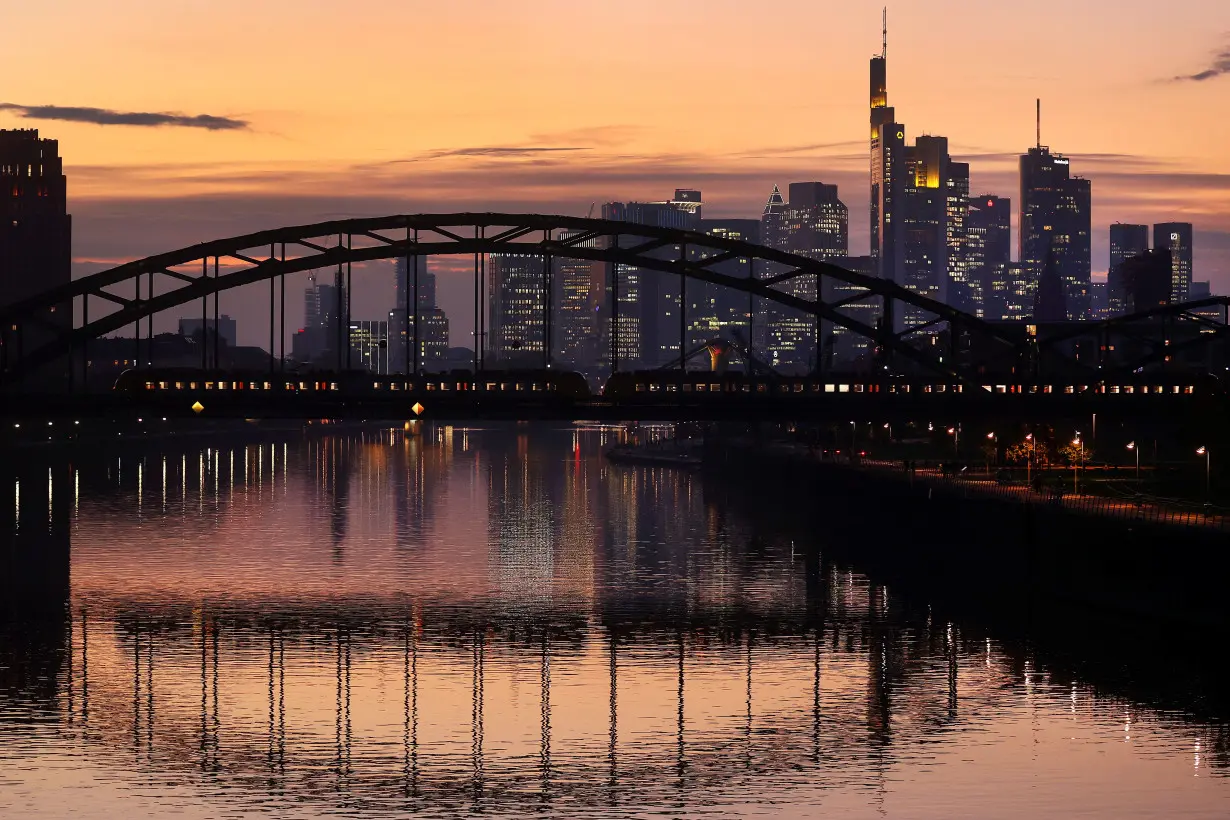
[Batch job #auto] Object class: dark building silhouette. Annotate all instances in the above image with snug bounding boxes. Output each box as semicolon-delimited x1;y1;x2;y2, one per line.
1108;223;1149;316
601;194;698;369
0;129;71;312
965;195;1011;318
1020;141;1092;319
1119;249;1172;313
1033;251;1068;322
1153;222;1193;304
696;218;760;361
390;259;448;373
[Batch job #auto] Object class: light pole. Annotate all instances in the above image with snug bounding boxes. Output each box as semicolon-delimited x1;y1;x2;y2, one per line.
947;425;960;458
1026;432;1034;488
1126;441;1139;482
1197;445;1210;500
986;431;996;476
1071;433;1083;494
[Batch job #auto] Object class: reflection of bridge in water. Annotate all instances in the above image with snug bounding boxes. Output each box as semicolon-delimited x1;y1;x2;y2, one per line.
2;428;1227;813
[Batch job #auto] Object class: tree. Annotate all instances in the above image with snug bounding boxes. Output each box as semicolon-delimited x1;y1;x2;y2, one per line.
1005;440;1050;467
1057;440;1092;466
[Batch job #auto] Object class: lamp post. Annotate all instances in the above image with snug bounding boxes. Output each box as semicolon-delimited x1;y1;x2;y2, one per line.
947;425;960;458
986;431;996;476
1072;433;1083;494
1026;432;1034;488
1126;441;1139;482
1197;445;1210;500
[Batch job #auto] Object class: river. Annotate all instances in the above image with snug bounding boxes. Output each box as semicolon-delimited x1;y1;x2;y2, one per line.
1;424;1227;818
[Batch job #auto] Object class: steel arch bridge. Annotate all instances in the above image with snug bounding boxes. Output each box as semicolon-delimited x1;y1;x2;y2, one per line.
0;213;1028;390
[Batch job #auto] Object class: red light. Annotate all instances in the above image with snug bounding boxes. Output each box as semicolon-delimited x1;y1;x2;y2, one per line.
987;199;994;207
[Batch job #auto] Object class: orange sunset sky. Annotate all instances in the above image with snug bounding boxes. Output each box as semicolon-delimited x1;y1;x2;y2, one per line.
3;0;1228;343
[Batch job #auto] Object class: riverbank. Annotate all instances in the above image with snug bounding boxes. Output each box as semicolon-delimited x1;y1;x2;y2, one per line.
704;436;1230;633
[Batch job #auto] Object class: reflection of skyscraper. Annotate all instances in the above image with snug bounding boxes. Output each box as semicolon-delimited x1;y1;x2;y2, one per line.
1108;223;1148;316
1020;137;1092;319
1153;222;1193;304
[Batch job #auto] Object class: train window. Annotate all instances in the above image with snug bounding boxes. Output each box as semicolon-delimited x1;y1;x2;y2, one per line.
145;381;154;390
756;384;767;393
649;384;660;392
924;385;932;393
1153;386;1163;394
174;382;184;390
811;384;821;392
515;383;524;391
825;384;836;393
667;384;678;392
741;384;750;393
1109;386;1119;394
996;385;1006;394
712;384;722;392
1063;386;1074;394
838;384;849;393
635;384;646;392
690;384;700;392
854;384;865;393
532;384;542;392
373;382;382;390
793;384;803;393
158;381;167;390
263;382;271;390
426;384;436;391
778;385;789;394
283;383;294;391
1184;386;1194;394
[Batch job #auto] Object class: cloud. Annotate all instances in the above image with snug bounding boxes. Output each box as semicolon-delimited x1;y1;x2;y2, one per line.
0;103;248;130
387;145;592;163
1172;44;1230;82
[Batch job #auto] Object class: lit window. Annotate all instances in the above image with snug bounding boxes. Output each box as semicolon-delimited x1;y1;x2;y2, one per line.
838;384;849;393
825;384;836;393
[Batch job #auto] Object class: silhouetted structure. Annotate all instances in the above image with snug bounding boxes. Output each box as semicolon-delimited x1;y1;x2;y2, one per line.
1119;249;1172;313
1154;222;1193;304
1033;251;1068;322
1020;132;1092;319
965;195;1011;318
1108;223;1149;316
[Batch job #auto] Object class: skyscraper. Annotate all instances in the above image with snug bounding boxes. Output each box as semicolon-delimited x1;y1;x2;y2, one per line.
601;194;697;369
901;135;952;318
1153;222;1193;304
553;230;604;368
1019;124;1092;319
488;252;547;365
869;20;906;294
0;129;71;340
945;161;971;312
696;218;759;361
965;195;1011;318
1108;223;1149;315
390;257;448;373
1119;250;1172;313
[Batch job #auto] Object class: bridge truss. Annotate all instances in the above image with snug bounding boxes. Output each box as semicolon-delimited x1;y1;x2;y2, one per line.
1;213;1226;391
0;213;1027;390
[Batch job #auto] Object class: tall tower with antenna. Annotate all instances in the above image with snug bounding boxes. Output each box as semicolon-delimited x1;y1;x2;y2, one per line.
869;8;904;296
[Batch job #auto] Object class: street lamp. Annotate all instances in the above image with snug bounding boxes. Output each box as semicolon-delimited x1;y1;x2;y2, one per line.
1071;433;1085;494
948;425;960;458
1025;432;1035;487
1126;441;1139;482
986;432;997;476
1197;446;1210;500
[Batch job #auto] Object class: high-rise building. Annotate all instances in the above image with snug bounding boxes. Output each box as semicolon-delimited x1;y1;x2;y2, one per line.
293;275;346;366
1020;136;1092;319
828;255;879;365
1108;223;1149;316
393;256;436;314
553;229;604;368
900;135;952;319
1089;280;1109;320
1;129;72;361
965;195;1011;318
389;257;449;373
945;162;972;313
759;182;849;371
349;320;388;374
1153;222;1193;304
695;218;759;362
488;252;550;365
1119;250;1172;313
601;195;697;369
1033;252;1068;322
1188;281;1224;325
869;25;906;294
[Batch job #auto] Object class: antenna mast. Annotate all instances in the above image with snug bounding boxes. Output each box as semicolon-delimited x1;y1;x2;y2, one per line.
882;7;887;59
1036;98;1041;150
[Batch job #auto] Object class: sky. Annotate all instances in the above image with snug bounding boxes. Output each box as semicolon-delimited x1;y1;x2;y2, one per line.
3;0;1229;346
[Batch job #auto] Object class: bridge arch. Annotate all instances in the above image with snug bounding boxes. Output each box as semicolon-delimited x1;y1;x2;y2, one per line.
0;213;1022;387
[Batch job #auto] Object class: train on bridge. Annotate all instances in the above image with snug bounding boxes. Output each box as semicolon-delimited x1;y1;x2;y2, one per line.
109;367;1224;421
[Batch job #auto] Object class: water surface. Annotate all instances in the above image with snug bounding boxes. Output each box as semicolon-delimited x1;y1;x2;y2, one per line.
1;425;1227;818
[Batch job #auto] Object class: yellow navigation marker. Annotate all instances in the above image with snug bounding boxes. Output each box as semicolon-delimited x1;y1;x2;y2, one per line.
191;401;204;414
412;402;425;416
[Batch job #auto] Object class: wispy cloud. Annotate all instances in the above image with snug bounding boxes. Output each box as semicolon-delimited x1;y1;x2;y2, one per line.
1172;43;1230;82
388;145;592;163
0;103;248;130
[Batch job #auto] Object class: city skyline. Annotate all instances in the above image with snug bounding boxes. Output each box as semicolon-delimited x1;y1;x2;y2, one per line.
2;1;1229;346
